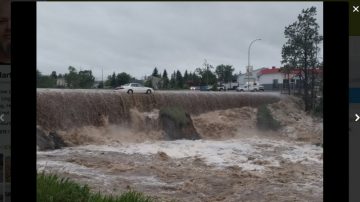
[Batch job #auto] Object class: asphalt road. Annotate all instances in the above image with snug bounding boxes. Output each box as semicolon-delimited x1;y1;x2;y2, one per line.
37;88;282;96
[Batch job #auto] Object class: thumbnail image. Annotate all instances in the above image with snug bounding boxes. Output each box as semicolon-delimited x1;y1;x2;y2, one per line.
36;2;323;202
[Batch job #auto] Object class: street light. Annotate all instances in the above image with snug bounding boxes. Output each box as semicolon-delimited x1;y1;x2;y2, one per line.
247;38;261;91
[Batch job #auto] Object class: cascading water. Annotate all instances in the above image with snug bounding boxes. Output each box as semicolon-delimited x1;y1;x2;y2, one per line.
37;89;280;131
36;89;322;202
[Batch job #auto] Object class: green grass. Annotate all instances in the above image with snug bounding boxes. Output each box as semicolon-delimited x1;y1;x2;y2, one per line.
159;106;188;127
37;172;155;202
256;105;281;131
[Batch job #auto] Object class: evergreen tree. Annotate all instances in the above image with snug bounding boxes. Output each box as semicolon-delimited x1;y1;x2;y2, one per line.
152;67;159;77
50;71;57;79
162;69;169;89
281;7;322;111
176;70;183;89
170;71;176;89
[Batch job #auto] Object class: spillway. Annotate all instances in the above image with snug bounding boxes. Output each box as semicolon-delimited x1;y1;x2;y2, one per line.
37;89;281;131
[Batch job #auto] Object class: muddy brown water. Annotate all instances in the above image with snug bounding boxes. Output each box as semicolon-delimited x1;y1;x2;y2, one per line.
37;89;322;201
37;89;280;131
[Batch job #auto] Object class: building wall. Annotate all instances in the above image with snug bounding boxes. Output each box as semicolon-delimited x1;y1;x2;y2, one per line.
56;78;66;87
237;68;264;85
258;73;284;85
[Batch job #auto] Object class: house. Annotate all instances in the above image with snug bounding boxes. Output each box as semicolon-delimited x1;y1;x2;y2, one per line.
257;67;285;90
259;66;322;91
237;66;322;91
237;67;266;85
145;76;162;90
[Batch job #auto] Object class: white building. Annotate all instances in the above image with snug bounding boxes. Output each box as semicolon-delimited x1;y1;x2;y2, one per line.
56;78;66;87
257;67;284;90
237;67;266;85
237;66;300;91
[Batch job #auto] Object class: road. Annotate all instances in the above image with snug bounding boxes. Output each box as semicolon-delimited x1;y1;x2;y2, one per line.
37;88;282;96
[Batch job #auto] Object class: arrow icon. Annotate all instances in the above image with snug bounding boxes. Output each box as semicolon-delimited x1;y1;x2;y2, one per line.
356;114;360;122
0;114;3;122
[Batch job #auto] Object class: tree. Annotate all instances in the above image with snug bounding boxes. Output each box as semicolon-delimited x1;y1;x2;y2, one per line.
98;81;104;89
162;69;169;89
215;64;234;84
232;73;239;82
110;72;116;87
175;70;184;89
196;60;216;85
116;72;132;86
78;70;95;88
183;70;190;89
215;65;225;83
37;70;56;88
281;7;322;111
144;77;153;88
280;64;294;95
170;71;176;89
152;67;159;78
196;61;217;86
65;66;80;88
50;71;57;79
188;72;201;86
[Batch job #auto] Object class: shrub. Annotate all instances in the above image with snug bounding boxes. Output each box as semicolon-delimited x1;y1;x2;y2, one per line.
256;105;281;131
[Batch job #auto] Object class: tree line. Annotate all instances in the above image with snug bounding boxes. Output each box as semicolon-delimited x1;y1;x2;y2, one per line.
37;63;237;90
37;66;95;89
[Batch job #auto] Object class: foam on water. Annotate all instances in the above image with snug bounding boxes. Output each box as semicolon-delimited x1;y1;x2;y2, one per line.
38;137;322;172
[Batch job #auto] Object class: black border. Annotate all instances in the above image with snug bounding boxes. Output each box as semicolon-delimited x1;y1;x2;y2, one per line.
323;2;349;201
11;1;350;201
11;2;37;200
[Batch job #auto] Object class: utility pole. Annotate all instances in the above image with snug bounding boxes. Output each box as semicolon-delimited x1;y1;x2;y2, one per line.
101;68;104;89
203;59;208;87
247;39;261;91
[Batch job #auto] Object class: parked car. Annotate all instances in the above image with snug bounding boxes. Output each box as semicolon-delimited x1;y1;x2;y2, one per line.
190;86;200;90
114;83;154;94
236;83;264;92
200;85;211;91
217;85;226;91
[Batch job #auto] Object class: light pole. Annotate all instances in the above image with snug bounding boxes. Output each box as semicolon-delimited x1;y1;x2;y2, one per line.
247;38;261;91
101;68;103;89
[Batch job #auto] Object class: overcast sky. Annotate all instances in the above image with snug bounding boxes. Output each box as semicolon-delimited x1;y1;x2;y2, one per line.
37;2;323;80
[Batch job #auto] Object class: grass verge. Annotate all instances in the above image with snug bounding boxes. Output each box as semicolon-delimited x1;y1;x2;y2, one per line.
37;172;155;202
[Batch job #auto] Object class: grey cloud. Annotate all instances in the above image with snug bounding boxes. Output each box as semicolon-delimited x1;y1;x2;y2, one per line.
37;2;323;80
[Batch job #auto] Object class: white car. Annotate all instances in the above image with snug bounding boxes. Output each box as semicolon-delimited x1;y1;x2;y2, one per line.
114;83;154;94
236;84;264;92
190;86;200;90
